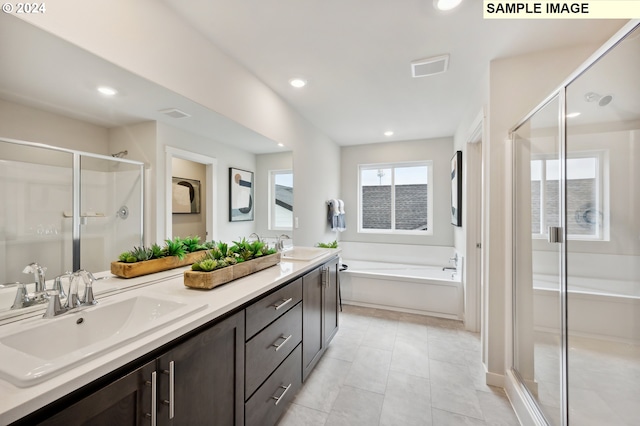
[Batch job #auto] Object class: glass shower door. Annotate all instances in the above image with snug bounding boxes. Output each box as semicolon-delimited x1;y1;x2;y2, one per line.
0;142;74;285
513;95;564;425
565;24;640;426
80;155;143;273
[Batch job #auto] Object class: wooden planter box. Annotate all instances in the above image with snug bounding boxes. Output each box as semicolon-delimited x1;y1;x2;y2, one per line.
110;251;207;279
184;253;281;290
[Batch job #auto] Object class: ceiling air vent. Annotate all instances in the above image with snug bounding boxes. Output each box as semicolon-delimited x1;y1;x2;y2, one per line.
411;54;449;78
159;108;191;119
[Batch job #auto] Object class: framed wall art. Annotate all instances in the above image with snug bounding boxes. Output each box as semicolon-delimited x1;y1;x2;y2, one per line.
172;177;201;214
229;167;254;222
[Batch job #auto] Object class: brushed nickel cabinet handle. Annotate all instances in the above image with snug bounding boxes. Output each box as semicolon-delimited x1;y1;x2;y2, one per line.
271;383;292;405
161;361;175;419
145;371;157;426
272;334;293;351
272;297;293;310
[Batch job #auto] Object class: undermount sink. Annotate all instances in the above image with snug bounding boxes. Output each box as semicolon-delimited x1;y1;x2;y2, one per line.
280;246;330;261
0;295;207;387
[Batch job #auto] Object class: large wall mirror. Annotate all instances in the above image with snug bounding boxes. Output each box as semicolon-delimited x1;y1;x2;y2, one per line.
0;14;292;321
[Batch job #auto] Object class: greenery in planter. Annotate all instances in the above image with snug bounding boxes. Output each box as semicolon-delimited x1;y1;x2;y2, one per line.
117;236;209;263
191;238;277;272
316;240;338;249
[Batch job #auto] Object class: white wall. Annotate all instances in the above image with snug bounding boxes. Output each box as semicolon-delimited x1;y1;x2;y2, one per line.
340;137;454;247
0;98;109;152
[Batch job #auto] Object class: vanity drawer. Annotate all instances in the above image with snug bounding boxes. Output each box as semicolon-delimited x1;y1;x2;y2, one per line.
245;302;302;399
245;344;302;426
245;277;302;339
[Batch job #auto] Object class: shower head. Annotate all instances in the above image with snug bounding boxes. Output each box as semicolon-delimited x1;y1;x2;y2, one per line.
584;92;613;107
111;150;128;158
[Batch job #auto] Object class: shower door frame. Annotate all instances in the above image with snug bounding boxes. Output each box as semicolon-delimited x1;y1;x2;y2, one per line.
0;136;145;271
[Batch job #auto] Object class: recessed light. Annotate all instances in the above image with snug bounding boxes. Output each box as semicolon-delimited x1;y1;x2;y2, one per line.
566;112;581;118
289;78;307;88
434;0;462;11
277;143;285;147
97;86;118;96
384;131;394;137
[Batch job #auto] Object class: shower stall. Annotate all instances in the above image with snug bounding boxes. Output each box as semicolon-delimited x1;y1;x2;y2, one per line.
510;21;639;425
0;138;144;287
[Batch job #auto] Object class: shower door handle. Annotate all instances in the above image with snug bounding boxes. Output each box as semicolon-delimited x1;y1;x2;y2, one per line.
548;226;563;244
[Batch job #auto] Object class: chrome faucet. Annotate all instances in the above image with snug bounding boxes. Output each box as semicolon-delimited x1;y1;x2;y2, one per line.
23;262;47;293
248;232;262;243
45;269;100;318
276;234;291;252
1;282;33;309
2;263;50;309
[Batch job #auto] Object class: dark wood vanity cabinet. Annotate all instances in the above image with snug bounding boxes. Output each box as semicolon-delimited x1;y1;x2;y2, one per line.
302;257;339;381
33;311;245;426
36;360;157;426
15;256;340;426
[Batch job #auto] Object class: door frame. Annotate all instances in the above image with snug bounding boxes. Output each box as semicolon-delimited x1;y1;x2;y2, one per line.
464;109;485;333
165;146;217;240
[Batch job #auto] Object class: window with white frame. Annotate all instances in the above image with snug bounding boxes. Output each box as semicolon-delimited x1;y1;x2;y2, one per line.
358;161;433;234
530;151;608;240
269;170;293;230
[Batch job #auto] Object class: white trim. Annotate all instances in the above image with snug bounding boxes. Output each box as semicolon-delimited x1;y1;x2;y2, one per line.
165;146;217;241
464;109;485;333
505;369;547;426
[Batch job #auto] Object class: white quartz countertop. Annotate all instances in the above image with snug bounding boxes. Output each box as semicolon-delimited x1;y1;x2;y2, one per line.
0;249;340;424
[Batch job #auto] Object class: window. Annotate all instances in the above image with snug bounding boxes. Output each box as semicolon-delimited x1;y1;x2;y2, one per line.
531;152;608;240
269;170;293;230
358;161;433;234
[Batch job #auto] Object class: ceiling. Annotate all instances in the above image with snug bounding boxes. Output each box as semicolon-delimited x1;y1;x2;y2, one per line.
161;0;626;145
0;2;629;153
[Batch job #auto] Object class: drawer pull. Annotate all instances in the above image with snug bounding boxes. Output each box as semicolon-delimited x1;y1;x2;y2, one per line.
145;371;157;426
272;334;293;351
272;297;293;310
271;383;292;406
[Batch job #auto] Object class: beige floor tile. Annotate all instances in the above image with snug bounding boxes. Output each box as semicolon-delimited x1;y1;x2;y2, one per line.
324;385;384;426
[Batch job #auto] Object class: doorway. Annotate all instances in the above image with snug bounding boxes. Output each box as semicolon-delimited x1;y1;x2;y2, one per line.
165;146;217;241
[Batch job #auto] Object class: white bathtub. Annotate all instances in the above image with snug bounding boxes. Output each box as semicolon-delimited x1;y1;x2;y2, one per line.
532;274;640;344
340;259;463;320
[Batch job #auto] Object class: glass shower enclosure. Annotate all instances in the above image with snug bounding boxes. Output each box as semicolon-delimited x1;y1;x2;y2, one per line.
511;22;639;425
0;138;144;300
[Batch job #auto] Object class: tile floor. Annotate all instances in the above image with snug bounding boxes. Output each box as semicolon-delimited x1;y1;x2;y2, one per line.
527;332;640;426
278;305;520;426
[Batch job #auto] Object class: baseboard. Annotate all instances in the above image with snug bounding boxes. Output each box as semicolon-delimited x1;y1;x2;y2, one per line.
341;300;462;321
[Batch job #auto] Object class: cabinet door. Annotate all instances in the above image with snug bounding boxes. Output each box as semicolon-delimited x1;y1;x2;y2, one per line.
157;311;245;426
323;257;340;346
302;266;323;381
38;360;156;426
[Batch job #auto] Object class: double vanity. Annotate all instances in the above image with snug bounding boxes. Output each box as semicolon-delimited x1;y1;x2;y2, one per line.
0;247;340;426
